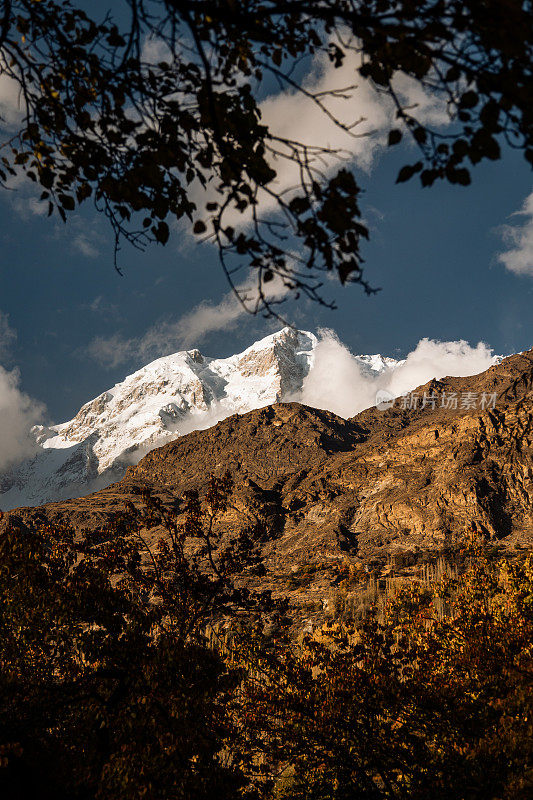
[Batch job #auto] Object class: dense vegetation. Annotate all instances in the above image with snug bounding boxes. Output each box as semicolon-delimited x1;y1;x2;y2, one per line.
1;1;532;305
0;483;531;799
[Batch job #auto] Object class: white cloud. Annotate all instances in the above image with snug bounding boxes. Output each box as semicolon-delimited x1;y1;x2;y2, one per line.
261;50;449;179
260;54;388;176
72;232;101;258
193;50;450;227
0;71;24;129
87;274;289;368
18;196;49;217
0;313;48;474
392;71;450;130
86;332;132;369
117;328;495;465
497;191;533;277
165;293;249;348
299;329;498;418
141;35;173;65
0;366;45;473
83;295;118;315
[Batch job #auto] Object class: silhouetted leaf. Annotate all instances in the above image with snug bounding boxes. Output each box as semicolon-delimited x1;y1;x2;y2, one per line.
388;129;403;146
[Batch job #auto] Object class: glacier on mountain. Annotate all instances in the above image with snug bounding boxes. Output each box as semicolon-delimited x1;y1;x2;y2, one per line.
0;328;325;508
0;328;498;510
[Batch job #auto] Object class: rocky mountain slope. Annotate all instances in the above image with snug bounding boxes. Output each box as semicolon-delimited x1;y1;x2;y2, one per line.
5;349;533;614
0;328;404;509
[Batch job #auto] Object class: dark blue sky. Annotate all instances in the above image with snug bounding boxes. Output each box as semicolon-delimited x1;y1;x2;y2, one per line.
0;77;531;423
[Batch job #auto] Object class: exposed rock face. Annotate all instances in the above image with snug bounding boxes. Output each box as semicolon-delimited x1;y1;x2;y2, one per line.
0;329;317;508
1;328;413;510
5;348;533;575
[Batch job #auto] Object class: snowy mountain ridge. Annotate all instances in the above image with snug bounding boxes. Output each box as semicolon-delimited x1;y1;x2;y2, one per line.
36;328;318;472
0;327;505;510
1;327;403;509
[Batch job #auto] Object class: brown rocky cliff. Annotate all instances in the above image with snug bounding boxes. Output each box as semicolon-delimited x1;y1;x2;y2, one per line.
3;349;533;592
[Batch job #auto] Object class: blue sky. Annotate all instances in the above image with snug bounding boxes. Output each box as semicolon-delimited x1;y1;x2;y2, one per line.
0;19;532;427
1;142;531;424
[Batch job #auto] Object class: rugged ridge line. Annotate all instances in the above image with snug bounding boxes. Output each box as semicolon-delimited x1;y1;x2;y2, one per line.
3;349;532;585
0;328;404;509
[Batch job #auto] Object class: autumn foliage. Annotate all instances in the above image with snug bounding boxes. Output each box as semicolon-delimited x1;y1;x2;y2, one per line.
0;485;531;799
236;541;533;798
1;1;532;303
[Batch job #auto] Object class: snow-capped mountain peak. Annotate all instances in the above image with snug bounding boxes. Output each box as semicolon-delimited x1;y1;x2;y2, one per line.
0;327;500;511
36;327;317;470
1;328;326;508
